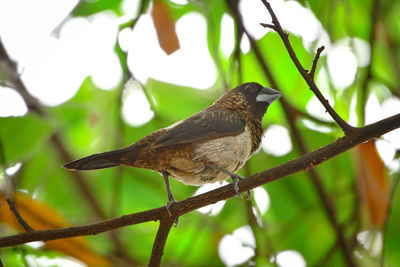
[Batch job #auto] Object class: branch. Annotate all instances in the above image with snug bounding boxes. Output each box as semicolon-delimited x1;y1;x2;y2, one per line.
227;2;356;265
148;219;174;266
260;0;354;135
6;199;34;232
309;46;325;79
0;140;34;232
359;0;379;126
0;113;399;247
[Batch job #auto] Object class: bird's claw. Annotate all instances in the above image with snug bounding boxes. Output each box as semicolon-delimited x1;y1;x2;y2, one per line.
245;190;252;200
165;200;179;227
166;199;176;217
231;174;241;194
231;174;251;200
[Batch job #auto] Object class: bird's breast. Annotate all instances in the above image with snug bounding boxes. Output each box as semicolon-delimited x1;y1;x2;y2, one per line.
191;126;253;179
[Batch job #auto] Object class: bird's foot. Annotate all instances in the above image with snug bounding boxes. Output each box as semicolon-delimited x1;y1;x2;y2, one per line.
165;199;179;227
231;174;251;200
205;164;251;200
230;174;242;194
165;199;176;216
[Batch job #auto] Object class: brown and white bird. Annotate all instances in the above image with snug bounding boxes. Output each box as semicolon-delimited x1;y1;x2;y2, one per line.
63;82;282;213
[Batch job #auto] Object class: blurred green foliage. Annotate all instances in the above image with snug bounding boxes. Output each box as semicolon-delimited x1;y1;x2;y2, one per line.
1;0;400;266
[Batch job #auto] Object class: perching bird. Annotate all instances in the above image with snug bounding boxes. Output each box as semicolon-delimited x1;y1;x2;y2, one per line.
63;82;282;214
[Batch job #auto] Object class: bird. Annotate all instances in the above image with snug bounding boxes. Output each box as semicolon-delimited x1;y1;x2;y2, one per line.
63;82;282;215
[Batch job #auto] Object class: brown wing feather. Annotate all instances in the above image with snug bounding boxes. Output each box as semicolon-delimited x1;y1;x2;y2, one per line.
154;109;245;147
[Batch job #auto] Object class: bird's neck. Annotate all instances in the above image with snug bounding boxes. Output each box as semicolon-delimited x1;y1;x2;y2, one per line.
232;109;264;153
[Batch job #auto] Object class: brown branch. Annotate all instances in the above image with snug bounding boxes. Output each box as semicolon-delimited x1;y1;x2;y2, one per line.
0;113;399;248
309;46;325;79
227;2;356;265
148;219;174;267
260;0;354;135
6;199;34;232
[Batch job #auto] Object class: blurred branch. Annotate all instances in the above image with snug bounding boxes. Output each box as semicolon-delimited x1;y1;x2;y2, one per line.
381;174;400;266
358;0;380;126
233;22;244;84
0;40;106;221
0;113;399;248
243;163;276;264
0;39;137;264
259;0;354;135
290;106;338;128
148;218;174;266
226;1;356;266
0;140;34;232
5;199;34;232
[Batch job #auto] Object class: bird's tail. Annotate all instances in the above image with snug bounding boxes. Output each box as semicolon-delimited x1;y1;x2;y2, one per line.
63;148;133;171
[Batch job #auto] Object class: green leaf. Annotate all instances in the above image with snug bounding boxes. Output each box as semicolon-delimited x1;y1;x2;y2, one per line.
0;114;52;165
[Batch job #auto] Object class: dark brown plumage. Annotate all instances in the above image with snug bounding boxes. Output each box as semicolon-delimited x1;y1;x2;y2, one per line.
63;82;282;212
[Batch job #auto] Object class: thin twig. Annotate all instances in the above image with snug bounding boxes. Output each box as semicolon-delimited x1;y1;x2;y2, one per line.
0;113;399;247
260;0;354;135
148;219;174;267
0;140;34;232
6;199;34;232
309;46;325;79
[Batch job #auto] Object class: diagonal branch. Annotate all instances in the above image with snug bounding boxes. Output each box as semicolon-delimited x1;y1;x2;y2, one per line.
0;113;399;248
148;219;174;266
260;0;354;135
226;1;356;265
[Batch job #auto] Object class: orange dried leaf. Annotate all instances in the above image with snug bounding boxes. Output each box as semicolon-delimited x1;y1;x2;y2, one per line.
151;0;180;55
355;140;389;227
0;192;111;267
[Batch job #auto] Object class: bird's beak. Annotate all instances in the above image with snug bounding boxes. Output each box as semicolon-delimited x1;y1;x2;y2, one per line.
256;87;282;103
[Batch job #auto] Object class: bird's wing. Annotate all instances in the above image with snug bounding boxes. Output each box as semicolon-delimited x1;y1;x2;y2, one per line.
154;110;245;147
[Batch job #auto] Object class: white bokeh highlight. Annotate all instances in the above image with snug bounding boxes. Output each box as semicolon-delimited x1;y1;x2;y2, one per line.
218;225;256;266
253;187;270;215
275;250;306;267
262;125;292;157
239;0;271;40
301;119;333;133
353;37;371;68
306;95;335;122
239;0;323;47
194;181;228;215
0;1;122;106
121;80;154;127
327;43;358;90
127;12;217;89
0;87;28;117
357;230;382;257
220;14;235;58
365;91;400;169
25;255;85;267
5;162;22;176
240;35;251;54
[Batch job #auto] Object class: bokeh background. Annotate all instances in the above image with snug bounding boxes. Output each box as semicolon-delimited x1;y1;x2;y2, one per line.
1;0;400;266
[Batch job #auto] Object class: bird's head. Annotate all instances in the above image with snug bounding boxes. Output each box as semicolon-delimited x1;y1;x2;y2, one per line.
216;82;282;121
